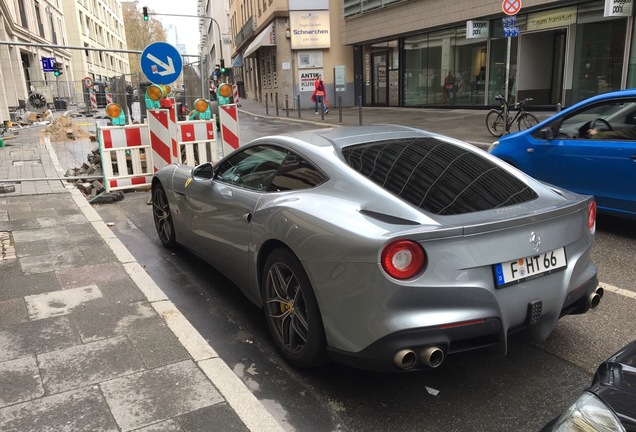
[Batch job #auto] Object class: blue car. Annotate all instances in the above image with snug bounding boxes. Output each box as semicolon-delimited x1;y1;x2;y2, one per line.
489;89;636;219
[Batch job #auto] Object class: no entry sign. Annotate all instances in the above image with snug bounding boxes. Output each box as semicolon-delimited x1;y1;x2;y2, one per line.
502;0;522;15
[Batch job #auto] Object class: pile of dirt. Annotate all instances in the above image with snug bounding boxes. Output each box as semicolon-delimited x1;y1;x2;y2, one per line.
41;117;91;142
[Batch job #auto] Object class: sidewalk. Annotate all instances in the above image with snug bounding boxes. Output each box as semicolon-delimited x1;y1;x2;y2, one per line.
0;131;283;431
235;97;556;149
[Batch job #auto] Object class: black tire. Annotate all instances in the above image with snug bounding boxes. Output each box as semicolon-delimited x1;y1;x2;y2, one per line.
518;112;540;131
152;183;177;249
486;110;505;137
262;248;327;368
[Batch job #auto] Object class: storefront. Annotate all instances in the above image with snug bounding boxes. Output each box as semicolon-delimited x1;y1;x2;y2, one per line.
359;0;633;108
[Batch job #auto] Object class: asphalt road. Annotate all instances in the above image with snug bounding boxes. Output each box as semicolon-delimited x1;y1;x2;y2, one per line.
93;113;636;432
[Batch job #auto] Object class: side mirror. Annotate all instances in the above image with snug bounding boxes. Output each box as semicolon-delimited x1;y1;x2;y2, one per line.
539;127;554;140
192;162;214;179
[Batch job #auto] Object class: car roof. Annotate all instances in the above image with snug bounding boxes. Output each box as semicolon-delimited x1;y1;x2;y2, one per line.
263;125;442;151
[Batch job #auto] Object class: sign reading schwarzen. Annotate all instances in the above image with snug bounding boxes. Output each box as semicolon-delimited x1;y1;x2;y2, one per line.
290;10;331;49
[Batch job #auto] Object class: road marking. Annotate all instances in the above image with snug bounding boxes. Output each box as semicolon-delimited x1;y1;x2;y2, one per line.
599;282;636;299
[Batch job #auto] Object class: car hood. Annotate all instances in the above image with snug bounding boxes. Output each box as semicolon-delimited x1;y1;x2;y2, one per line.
592;340;636;428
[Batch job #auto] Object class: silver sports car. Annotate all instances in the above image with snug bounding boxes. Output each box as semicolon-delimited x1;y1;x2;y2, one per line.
151;125;600;372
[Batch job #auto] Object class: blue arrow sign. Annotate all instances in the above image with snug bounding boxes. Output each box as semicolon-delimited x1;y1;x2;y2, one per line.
41;57;55;72
140;42;183;85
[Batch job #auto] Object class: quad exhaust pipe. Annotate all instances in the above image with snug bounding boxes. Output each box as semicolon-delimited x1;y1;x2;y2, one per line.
393;346;445;370
587;287;604;310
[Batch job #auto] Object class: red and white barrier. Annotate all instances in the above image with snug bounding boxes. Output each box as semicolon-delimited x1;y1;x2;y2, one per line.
89;90;97;110
219;104;241;157
99;124;153;192
105;92;113;105
232;84;240;106
176;119;218;165
147;109;174;173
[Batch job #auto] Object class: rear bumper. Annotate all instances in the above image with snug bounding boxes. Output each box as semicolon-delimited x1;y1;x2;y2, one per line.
327;275;600;372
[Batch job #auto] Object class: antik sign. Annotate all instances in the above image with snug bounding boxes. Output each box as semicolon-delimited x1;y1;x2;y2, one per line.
605;0;632;16
466;20;488;39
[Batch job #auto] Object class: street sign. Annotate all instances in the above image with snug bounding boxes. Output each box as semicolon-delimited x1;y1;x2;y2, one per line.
83;76;94;89
140;42;183;85
502;15;519;37
502;0;522;16
41;57;55;72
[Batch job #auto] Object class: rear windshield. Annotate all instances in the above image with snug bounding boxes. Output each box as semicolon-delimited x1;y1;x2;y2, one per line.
341;137;538;215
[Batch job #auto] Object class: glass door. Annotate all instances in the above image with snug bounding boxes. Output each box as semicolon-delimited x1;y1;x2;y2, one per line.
373;52;388;106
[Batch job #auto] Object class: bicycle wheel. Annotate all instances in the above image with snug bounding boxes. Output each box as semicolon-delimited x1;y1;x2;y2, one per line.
486;110;506;137
517;112;540;131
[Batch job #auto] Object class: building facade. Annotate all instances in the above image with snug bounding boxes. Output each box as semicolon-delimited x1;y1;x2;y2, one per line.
342;0;635;108
0;0;131;124
0;0;70;123
224;0;634;109
199;0;232;85
62;0;130;104
229;0;355;109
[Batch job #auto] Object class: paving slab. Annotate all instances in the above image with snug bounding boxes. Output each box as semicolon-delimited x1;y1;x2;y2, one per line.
38;335;145;394
0;386;119;432
25;284;102;321
0;356;44;406
0;316;81;362
100;360;224;431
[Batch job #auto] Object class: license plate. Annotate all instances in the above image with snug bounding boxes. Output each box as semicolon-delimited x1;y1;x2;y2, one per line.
494;247;567;288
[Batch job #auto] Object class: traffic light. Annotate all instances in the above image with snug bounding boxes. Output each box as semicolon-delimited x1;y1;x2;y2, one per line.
142;7;149;21
220;59;226;74
53;62;63;76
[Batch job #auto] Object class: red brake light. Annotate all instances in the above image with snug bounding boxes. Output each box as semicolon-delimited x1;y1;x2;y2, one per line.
381;240;426;280
588;201;597;234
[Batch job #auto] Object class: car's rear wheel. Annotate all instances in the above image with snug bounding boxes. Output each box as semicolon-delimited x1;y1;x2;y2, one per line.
518;112;539;131
486;110;505;137
262;248;327;368
152;183;176;249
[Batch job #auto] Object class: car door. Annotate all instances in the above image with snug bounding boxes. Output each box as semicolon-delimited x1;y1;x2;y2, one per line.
531;99;636;215
532;138;636;214
184;145;288;286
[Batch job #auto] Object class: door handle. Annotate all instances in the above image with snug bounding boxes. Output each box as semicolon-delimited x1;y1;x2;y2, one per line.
219;188;233;197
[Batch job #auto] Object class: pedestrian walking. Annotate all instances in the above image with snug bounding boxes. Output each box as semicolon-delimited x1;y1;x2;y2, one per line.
312;74;328;114
125;83;134;121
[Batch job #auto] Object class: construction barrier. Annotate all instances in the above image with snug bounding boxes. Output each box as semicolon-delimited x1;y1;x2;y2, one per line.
89;90;97;110
99;124;153;192
106;92;113;105
232;84;240;106
218;104;241;157
176;118;218;165
147;109;175;173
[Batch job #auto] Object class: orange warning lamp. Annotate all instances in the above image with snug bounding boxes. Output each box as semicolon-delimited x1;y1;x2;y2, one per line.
105;103;122;118
146;84;168;101
105;103;125;125
193;98;209;113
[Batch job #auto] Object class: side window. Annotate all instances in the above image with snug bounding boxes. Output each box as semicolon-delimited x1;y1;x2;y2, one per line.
555;99;636;140
215;145;287;191
269;153;327;191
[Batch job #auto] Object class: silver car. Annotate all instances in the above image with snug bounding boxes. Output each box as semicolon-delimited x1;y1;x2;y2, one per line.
151;125;600;372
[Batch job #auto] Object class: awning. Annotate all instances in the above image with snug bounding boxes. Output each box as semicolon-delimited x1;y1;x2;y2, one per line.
232;53;243;68
244;23;276;58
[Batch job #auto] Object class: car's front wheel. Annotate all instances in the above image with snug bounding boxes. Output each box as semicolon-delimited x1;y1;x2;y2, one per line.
152;183;177;249
262;248;327;368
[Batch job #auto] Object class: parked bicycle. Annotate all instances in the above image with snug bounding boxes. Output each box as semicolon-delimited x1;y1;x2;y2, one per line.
486;94;539;137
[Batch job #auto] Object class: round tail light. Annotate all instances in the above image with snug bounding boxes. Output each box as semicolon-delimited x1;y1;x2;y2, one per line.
381;240;426;280
588;200;597;234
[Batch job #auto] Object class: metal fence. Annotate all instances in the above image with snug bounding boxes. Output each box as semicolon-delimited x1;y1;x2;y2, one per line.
1;61;206;194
